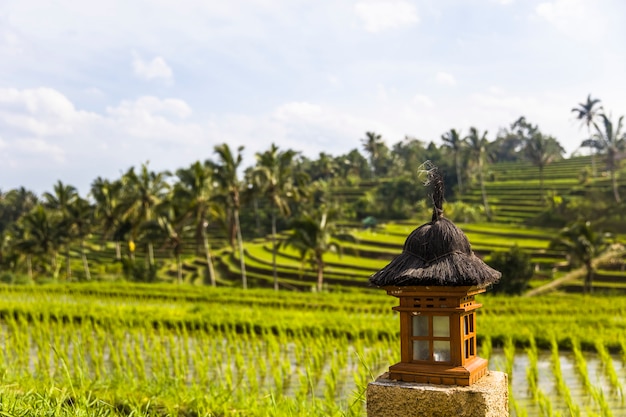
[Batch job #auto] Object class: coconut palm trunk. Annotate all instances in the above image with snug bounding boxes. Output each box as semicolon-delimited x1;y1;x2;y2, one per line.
202;227;216;287
115;241;121;260
271;210;279;291
51;251;58;279
539;164;546;200
65;247;72;281
584;262;594;294
477;159;491;220
455;152;463;196
316;254;324;292
609;149;621;203
27;255;32;280
611;171;620;203
80;240;91;280
234;208;247;289
176;252;183;284
148;242;155;268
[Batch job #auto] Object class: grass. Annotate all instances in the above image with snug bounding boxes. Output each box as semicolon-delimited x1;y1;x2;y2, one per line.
0;283;624;415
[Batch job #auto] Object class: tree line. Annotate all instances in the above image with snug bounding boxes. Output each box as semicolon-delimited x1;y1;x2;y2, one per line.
0;95;623;289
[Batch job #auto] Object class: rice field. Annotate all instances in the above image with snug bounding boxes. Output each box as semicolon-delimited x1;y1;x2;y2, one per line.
0;283;624;416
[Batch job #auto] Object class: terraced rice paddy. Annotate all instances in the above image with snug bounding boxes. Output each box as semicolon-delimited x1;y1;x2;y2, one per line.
0;284;624;415
2;156;626;414
225;217;626;294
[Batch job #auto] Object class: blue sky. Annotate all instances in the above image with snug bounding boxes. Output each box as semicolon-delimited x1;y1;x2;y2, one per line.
1;0;625;195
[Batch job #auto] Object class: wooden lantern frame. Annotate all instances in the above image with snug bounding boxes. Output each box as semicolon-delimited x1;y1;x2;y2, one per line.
385;285;488;386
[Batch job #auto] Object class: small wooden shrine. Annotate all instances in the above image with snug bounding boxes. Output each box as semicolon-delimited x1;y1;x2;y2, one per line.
369;166;501;386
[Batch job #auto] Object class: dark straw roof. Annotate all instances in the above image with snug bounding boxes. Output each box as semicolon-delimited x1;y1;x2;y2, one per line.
369;166;501;288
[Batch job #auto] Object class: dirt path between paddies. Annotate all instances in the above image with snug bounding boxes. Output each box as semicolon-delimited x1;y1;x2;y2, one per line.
525;245;625;297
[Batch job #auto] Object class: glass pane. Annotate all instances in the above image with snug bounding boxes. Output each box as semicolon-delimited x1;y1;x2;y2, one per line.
412;315;428;337
464;315;469;335
433;316;449;337
413;340;430;361
434;341;451;362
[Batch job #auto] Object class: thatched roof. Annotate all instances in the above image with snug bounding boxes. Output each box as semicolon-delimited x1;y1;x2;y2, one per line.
369;166;501;288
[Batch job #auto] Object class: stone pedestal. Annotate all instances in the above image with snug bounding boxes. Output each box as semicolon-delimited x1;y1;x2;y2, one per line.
366;371;508;417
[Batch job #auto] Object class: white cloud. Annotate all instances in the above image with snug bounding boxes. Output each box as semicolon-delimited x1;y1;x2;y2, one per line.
202;101;387;163
107;96;192;120
535;0;583;25
534;0;606;41
0;87;84;136
413;94;434;108
435;72;457;86
354;1;419;33
14;138;66;163
0;87;205;193
83;87;105;97
132;53;174;81
0;29;22;54
270;101;373;152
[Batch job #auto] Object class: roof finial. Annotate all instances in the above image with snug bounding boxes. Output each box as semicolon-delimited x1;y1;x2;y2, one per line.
418;161;444;222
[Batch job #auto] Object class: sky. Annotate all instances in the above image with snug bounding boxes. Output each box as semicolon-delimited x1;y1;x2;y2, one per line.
1;0;625;195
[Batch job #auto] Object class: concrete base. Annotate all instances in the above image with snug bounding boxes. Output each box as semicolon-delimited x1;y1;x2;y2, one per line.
366;371;508;417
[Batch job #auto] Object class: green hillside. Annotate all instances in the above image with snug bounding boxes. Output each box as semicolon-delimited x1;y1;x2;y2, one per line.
214;155;626;294
7;155;624;295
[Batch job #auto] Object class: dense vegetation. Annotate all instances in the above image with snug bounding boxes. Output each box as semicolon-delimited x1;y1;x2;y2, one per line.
0;284;623;415
0;95;624;415
1;95;625;293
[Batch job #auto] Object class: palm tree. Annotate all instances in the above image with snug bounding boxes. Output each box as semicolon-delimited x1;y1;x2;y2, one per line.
66;196;94;280
120;163;170;268
16;205;64;277
144;204;188;284
43;181;78;280
441;129;465;195
572;94;603;175
465;127;492;220
390;137;427;176
212;143;247;289
592;113;626;203
550;220;610;294
313;152;338;182
283;205;338;292
173;161;218;286
7;223;38;280
254;143;302;290
361;131;386;179
524;134;564;200
0;187;38;266
336;148;369;180
91;177;125;260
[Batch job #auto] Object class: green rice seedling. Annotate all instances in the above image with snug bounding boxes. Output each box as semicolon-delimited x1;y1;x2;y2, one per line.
509;393;528;417
324;355;339;404
92;323;107;380
480;335;492;360
526;335;539;401
132;332;147;382
593;388;613;417
621;333;626;357
572;338;593;393
504;336;515;379
550;337;580;417
571;337;613;415
536;389;554;417
595;339;623;397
